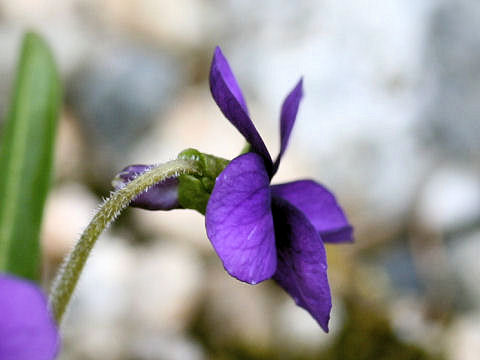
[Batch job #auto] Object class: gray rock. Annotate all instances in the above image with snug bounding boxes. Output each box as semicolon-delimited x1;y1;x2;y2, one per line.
448;231;480;309
446;314;480;360
67;42;183;156
128;332;204;360
421;0;480;161
416;166;480;232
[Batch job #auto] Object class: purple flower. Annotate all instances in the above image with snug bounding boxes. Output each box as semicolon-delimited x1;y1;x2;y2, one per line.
0;274;59;360
205;47;353;332
113;47;353;331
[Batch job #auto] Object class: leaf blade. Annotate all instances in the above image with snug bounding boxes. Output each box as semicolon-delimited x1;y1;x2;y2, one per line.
0;32;61;281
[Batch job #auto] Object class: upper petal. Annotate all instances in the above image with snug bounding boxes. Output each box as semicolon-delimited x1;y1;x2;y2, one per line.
210;47;249;115
271;180;353;243
209;47;273;167
113;164;180;210
0;274;59;360
271;196;332;332
205;152;276;284
273;78;304;175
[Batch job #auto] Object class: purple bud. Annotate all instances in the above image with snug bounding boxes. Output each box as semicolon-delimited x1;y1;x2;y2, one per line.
112;165;180;210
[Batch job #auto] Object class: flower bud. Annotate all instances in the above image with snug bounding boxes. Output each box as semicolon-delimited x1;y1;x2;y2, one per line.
112;165;180;210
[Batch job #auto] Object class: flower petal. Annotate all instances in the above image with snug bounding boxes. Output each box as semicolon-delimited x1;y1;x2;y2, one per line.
206;152;276;284
273;78;304;175
271;197;332;332
0;274;59;360
113;164;180;210
210;47;273;167
271;180;353;243
210;47;249;115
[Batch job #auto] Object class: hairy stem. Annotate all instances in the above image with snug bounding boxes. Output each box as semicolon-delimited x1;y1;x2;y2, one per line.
49;159;201;324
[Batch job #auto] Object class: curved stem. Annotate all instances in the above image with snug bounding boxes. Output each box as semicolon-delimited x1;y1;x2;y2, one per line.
48;159;201;324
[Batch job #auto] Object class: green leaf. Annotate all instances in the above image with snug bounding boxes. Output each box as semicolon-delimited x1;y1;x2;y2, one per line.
0;32;61;281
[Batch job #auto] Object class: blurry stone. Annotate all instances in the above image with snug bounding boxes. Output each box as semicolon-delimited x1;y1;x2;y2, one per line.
42;183;98;263
353;263;392;303
0;0;81;27
129;88;244;165
54;112;87;181
379;243;423;295
129;332;204;360
100;0;205;47
58;235;206;359
448;231;480;308
0;1;95;74
446;314;480;360
66;42;183;161
132;209;211;252
408;235;457;317
274;294;343;352
131;241;205;333
421;0;480;161
389;296;443;352
60;325;127;360
201;265;274;349
0;20;88;130
0;26;19;120
60;236;135;359
378;234;456;319
390;296;425;341
416;167;480;232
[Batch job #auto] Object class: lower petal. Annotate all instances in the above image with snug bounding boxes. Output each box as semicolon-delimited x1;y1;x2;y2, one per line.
0;274;59;360
271;180;353;243
271;196;332;332
206;153;276;284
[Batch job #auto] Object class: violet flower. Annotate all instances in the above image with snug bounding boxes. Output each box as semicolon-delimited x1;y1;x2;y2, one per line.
205;47;353;331
0;274;59;360
114;47;353;332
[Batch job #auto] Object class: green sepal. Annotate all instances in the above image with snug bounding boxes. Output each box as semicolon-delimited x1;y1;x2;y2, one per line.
177;148;229;214
178;175;210;214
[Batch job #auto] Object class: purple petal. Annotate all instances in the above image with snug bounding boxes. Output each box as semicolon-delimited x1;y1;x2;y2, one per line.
0;274;59;360
273;78;304;175
271;197;332;332
271;180;353;243
210;47;249;115
113;165;180;210
210;47;273;168
205;152;276;284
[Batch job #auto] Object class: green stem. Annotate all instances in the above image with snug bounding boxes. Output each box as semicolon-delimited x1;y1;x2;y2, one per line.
49;159;201;324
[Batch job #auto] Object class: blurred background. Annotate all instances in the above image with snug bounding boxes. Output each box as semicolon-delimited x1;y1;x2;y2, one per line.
1;0;479;359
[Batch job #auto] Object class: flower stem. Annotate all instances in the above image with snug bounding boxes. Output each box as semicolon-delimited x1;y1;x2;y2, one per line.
48;159;201;324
